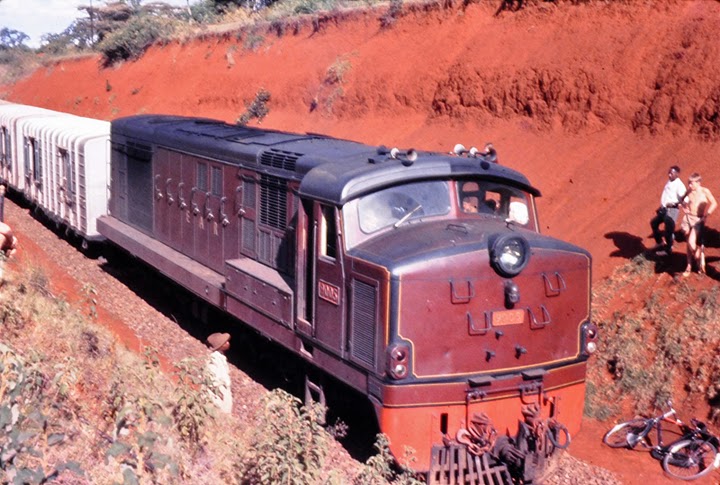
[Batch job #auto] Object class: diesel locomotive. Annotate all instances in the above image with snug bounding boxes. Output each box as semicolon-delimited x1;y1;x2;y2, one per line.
0;103;597;482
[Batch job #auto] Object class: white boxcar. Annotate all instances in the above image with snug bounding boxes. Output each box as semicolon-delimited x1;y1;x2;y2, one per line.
0;102;59;191
16;114;110;240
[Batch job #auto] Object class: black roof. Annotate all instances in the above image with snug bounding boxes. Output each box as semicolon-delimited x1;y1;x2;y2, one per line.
112;115;541;204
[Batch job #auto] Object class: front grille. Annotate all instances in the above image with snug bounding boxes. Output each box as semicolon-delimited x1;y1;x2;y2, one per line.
351;280;377;367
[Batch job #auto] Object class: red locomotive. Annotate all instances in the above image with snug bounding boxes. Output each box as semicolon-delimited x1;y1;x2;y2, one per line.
59;112;594;482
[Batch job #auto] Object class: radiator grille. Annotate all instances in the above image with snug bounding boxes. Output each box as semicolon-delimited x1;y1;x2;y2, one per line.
241;218;255;254
243;179;256;208
259;175;286;230
259;149;300;172
352;280;377;367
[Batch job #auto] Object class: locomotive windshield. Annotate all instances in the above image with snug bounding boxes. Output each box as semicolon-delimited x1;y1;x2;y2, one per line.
342;179;537;249
356;180;451;233
457;180;535;228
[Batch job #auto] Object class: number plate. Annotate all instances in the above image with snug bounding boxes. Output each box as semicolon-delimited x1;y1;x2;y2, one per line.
492;309;525;326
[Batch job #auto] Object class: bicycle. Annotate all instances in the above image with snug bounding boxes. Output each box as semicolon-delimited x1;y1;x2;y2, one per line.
603;402;720;480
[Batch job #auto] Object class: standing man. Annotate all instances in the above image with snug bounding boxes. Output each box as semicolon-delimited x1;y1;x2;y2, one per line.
650;165;686;254
681;173;717;276
0;221;18;282
204;332;233;414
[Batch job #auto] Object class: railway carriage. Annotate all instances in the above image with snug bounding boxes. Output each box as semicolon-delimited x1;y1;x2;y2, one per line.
17;115;110;240
0;103;58;192
98;114;598;481
0;103;110;241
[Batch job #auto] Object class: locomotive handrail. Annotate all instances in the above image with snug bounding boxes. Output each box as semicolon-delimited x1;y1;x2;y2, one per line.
204;191;214;221
219;196;230;226
178;182;187;209
528;305;551;329
234;186;245;217
451;279;475;303
154;174;163;200
467;312;490;335
190;187;200;215
165;178;174;205
542;272;566;296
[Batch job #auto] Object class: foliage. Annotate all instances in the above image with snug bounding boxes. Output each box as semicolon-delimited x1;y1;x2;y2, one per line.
98;14;176;65
587;257;720;421
0;342;84;483
238;389;329;484
0;27;30;50
379;0;403;29
189;0;222;23
236;88;271;125
354;434;424;485
103;379;180;484
325;56;352;85
208;0;281;12
171;357;215;450
0;266;241;483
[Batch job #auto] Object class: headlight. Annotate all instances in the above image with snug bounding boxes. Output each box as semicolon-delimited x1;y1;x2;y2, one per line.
490;234;530;277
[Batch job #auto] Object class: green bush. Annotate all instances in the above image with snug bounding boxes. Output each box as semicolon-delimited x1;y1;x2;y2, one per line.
237;88;271;125
0;343;83;483
238;389;329;484
98;15;175;65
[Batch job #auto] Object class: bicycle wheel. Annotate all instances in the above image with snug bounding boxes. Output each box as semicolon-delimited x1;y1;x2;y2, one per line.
662;439;718;480
602;418;649;448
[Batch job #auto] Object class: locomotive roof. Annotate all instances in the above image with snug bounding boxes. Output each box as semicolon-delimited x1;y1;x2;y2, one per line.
112;115;541;204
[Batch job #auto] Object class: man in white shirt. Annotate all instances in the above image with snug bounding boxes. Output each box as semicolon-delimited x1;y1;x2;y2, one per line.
650;165;686;254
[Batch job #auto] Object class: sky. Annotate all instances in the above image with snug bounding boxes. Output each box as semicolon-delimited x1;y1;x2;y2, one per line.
0;0;193;48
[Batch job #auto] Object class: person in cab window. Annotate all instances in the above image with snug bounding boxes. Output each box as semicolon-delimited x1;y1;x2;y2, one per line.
680;173;716;276
462;196;479;213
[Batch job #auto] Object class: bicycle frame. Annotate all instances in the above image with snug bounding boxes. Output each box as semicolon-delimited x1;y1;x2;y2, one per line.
633;406;682;449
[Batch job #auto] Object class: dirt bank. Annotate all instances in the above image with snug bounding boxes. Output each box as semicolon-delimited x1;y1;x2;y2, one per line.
6;1;720;281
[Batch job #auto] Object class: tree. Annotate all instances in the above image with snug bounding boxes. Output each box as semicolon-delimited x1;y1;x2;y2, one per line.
0;27;30;50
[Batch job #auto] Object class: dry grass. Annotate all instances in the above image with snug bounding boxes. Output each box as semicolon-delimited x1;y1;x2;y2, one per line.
0;258;413;484
586;255;720;422
0;264;245;483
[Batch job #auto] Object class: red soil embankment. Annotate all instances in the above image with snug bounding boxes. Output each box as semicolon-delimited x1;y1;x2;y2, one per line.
6;1;720;281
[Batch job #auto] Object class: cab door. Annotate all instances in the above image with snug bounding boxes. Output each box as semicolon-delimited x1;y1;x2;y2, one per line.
312;203;345;352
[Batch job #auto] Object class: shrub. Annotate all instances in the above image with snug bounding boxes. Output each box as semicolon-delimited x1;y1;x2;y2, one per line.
354;434;424;485
0;342;84;483
379;0;403;29
237;88;271;125
325;56;352;85
98;15;176;66
238;389;329;484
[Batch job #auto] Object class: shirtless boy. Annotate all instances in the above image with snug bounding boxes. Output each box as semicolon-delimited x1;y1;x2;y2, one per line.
681;173;717;276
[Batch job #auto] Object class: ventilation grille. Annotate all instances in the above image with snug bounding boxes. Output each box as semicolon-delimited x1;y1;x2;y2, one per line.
241;218;255;254
352;280;377;367
259;175;286;230
259;149;300;172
